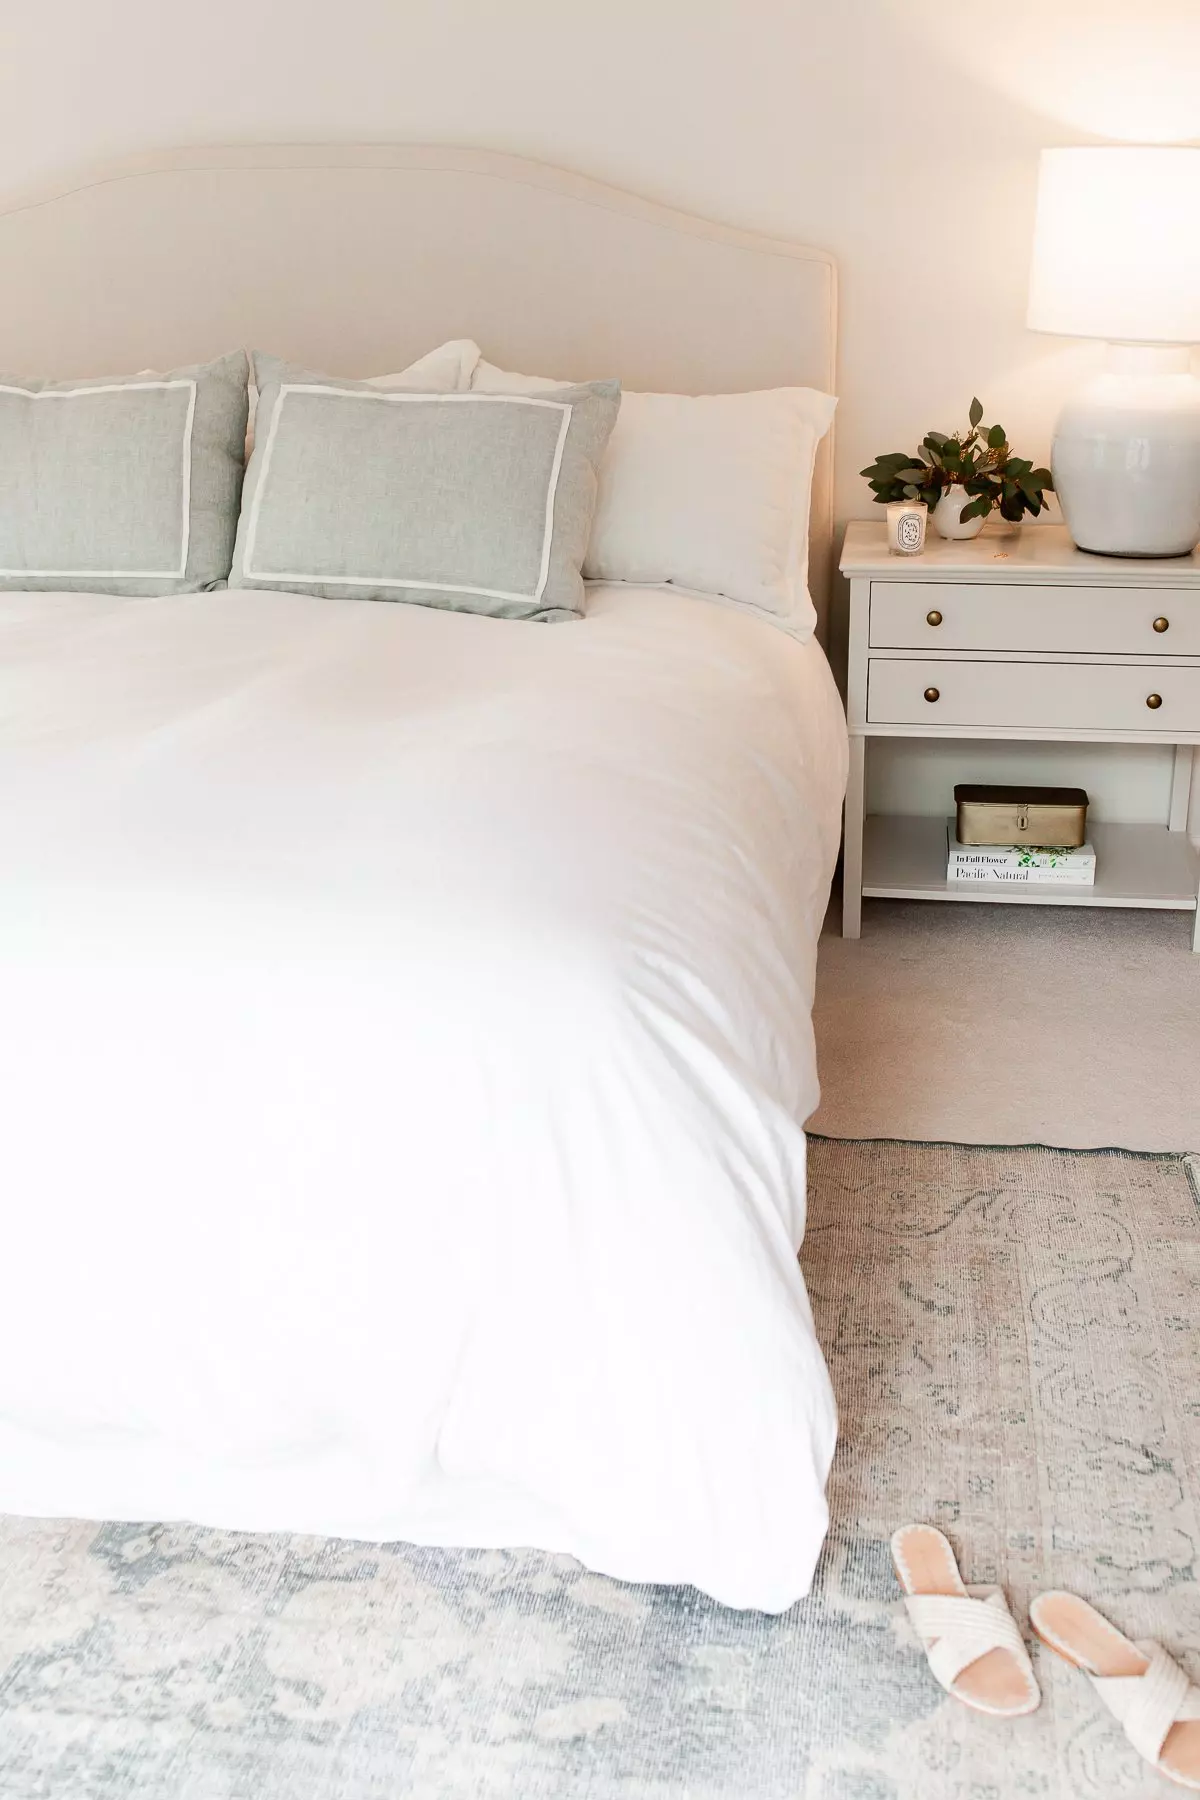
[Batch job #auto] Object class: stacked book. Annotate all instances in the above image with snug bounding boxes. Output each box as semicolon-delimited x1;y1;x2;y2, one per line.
945;820;1096;887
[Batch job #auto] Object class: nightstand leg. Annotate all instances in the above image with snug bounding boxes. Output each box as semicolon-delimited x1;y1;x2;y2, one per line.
842;734;866;939
1170;749;1199;950
1169;744;1194;832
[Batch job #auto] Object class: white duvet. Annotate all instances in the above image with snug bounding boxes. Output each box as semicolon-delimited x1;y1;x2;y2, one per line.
0;582;846;1612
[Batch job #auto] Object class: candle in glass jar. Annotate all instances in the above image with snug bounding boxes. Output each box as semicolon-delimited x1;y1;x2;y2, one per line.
886;499;927;555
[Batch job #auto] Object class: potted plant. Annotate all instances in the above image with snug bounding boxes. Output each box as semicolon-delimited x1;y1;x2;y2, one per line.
861;399;1054;540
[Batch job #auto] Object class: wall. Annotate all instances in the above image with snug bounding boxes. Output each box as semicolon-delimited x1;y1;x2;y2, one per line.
3;0;1198;830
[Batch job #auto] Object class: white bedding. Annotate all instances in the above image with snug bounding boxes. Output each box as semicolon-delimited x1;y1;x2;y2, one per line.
0;582;847;1612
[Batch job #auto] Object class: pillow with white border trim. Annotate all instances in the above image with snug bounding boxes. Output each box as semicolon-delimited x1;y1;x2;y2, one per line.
231;353;620;620
0;349;248;595
471;357;836;639
243;338;481;457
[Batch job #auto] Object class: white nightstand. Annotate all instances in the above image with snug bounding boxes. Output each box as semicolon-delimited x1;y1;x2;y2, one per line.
839;522;1200;952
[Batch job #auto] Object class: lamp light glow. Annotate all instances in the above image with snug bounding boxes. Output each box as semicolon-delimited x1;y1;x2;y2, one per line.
1028;147;1200;344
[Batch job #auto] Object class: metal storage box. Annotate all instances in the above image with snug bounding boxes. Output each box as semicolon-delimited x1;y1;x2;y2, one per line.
953;784;1089;848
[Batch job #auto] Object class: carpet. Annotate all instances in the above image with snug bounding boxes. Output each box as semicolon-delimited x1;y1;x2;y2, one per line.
2;1140;1199;1799
810;899;1200;1151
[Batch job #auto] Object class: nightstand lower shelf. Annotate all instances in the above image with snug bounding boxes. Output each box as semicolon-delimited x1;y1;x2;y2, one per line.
863;815;1200;912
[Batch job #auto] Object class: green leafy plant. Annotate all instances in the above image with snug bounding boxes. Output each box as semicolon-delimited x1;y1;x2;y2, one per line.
861;399;1054;526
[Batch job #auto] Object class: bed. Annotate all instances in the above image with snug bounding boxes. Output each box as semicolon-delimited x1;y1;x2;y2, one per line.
0;148;846;1613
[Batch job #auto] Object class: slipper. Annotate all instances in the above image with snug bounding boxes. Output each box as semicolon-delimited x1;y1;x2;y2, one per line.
891;1524;1040;1717
1030;1591;1200;1791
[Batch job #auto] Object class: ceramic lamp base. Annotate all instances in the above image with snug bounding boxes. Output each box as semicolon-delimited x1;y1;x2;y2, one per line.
1052;345;1200;557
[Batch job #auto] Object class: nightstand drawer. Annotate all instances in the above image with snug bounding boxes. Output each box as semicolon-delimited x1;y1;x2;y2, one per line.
866;658;1200;732
869;583;1200;655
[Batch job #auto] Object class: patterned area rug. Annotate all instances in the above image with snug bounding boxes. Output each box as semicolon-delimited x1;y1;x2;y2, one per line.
2;1142;1199;1799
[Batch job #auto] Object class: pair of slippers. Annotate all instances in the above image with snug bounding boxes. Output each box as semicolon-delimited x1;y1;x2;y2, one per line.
892;1525;1200;1791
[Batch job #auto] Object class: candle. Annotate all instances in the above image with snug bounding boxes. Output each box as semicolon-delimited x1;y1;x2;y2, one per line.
886;499;927;556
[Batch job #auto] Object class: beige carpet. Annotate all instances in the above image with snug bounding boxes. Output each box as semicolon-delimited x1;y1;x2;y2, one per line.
810;898;1200;1151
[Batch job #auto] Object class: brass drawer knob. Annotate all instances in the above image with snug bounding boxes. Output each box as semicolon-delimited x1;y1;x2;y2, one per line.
926;609;943;627
1153;616;1170;633
1146;692;1163;710
923;686;940;703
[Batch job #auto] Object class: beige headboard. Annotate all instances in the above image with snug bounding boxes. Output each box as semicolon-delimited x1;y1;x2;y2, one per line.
0;144;838;632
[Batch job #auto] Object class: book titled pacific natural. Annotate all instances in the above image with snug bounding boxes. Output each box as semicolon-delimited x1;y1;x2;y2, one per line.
945;821;1096;886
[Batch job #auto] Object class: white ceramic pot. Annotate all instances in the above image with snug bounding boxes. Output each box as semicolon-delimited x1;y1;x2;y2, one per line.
932;484;986;540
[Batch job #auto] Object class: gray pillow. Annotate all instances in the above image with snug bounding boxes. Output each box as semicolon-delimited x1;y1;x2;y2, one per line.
0;350;248;594
231;354;620;621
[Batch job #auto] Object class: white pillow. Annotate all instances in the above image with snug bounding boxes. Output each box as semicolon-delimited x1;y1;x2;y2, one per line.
368;338;480;393
246;339;480;456
472;357;836;637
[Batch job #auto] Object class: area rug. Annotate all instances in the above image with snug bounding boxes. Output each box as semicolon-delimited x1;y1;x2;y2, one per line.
1;1141;1198;1799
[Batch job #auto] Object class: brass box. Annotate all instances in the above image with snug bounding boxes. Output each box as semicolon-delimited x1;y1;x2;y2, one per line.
953;784;1089;848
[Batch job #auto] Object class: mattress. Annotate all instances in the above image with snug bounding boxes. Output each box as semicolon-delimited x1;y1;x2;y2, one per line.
0;581;847;1612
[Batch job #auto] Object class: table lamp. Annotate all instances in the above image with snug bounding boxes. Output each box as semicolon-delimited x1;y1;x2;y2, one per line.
1028;146;1200;557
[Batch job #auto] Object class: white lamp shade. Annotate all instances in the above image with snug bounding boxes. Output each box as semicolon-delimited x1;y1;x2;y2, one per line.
1027;147;1200;343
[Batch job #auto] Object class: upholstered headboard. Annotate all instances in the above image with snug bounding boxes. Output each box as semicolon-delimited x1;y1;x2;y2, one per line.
0;144;838;631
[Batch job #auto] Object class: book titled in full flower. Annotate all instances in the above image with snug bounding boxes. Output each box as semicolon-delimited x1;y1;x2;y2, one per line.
945;821;1096;886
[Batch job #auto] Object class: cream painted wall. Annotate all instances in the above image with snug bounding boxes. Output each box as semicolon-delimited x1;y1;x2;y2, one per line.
3;0;1198;828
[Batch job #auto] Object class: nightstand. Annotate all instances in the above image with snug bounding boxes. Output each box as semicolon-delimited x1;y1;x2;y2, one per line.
839;522;1200;952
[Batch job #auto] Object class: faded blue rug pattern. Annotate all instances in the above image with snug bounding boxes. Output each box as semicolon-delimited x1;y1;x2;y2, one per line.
1;1143;1198;1799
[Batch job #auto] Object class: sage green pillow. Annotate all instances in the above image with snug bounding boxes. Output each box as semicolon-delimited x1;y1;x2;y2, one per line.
231;353;621;621
0;350;248;594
